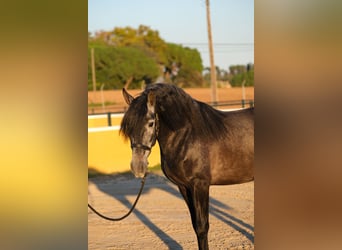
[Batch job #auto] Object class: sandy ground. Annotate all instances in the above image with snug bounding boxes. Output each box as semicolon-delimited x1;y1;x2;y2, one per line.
88;87;254;114
88;171;254;249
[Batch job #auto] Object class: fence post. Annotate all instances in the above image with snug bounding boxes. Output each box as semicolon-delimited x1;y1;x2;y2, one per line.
107;112;112;126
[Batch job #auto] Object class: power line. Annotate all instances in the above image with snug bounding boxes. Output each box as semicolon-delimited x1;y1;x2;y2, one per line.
180;43;254;46
181;43;253;51
179;42;254;54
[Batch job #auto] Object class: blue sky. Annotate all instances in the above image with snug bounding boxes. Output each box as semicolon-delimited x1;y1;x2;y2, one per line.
88;0;254;70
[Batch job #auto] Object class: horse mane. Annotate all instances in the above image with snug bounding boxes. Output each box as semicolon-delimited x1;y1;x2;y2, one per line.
120;91;149;140
120;83;228;141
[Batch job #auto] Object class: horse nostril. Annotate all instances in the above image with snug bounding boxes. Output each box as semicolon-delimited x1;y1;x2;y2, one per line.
135;172;145;178
130;158;147;178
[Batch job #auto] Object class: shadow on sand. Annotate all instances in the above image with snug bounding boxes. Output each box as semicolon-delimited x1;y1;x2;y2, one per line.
88;167;254;249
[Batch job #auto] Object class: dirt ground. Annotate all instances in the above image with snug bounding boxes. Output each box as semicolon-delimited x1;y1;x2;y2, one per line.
88;87;254;114
88;171;254;249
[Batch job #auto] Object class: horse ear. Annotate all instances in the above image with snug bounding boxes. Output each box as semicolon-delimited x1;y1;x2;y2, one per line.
122;88;134;105
147;92;156;113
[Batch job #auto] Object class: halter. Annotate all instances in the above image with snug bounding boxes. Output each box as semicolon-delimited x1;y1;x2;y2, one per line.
130;113;159;152
130;143;152;151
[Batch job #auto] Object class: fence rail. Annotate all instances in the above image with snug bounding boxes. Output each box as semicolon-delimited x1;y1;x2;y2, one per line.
88;99;254;116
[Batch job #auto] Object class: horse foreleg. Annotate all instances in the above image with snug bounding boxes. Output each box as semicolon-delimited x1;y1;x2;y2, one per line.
178;179;210;250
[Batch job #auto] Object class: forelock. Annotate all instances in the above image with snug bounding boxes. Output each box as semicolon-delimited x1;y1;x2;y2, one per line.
120;93;148;139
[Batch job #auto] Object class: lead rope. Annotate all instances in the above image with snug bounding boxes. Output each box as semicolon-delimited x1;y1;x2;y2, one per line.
88;175;146;221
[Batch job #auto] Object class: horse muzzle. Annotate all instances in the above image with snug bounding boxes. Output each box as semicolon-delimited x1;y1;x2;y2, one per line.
130;148;150;178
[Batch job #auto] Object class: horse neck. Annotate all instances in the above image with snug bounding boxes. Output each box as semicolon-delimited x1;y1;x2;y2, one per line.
155;96;196;150
156;115;192;153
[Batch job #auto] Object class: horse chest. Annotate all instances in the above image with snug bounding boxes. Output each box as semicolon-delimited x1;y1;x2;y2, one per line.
160;146;209;186
160;159;184;185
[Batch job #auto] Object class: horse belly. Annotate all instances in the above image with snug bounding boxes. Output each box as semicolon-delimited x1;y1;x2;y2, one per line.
209;145;254;185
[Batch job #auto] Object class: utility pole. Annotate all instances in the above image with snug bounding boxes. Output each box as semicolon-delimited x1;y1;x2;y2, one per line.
206;0;218;104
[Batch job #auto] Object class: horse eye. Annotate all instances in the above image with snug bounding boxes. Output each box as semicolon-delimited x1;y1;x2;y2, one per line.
148;122;154;127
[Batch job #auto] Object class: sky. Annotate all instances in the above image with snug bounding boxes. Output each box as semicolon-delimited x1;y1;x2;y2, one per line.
88;0;254;70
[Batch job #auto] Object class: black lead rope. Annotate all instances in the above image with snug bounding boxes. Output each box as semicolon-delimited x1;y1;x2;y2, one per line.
88;176;146;221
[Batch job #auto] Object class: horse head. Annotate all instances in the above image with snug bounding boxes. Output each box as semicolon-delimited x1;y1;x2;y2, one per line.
121;88;158;178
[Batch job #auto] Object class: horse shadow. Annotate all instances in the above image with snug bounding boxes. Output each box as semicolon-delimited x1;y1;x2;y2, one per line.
88;167;254;249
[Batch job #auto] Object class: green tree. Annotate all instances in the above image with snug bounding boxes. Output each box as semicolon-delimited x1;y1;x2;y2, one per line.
165;43;204;87
203;64;254;87
88;44;159;90
96;25;167;64
89;26;205;89
229;64;254;87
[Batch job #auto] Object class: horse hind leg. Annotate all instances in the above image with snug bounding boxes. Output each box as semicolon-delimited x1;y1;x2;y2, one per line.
178;179;210;250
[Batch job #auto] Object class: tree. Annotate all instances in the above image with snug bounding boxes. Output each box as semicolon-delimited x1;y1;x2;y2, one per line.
229;64;254;87
165;43;204;87
95;25;168;64
203;66;230;87
89;25;206;89
88;44;159;90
